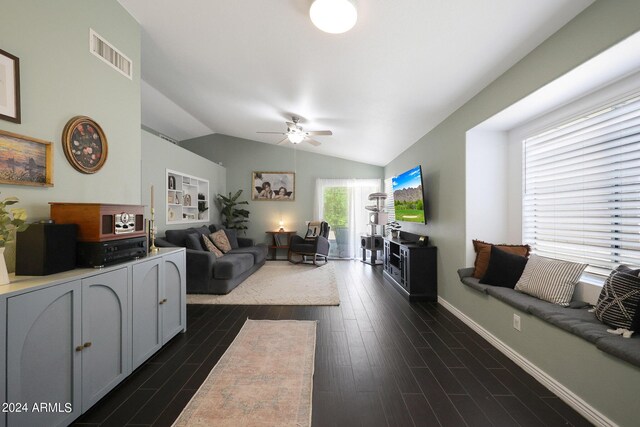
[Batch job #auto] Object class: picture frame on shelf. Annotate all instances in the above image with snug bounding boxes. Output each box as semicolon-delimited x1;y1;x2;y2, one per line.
0;129;53;187
168;175;176;189
168;192;174;204
0;48;20;123
252;171;295;201
62;116;108;174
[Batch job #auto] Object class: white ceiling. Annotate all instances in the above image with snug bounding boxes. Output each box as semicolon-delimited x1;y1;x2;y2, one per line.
119;0;594;166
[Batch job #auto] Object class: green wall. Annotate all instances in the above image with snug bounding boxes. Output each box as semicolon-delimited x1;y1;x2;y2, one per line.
181;134;384;245
141;129;226;235
0;0;141;221
385;1;640;425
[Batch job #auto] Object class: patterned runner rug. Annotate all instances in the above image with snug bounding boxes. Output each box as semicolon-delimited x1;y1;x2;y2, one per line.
173;319;316;427
187;262;339;305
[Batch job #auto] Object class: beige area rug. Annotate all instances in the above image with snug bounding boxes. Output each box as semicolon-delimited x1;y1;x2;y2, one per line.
187;262;340;306
173;319;316;427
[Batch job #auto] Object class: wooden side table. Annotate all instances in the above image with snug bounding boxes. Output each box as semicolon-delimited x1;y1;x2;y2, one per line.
265;230;297;261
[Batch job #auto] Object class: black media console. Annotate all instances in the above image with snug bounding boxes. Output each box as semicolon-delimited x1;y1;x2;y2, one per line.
383;232;437;301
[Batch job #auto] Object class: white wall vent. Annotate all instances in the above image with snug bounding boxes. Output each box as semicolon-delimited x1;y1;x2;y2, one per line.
89;28;132;79
159;134;178;145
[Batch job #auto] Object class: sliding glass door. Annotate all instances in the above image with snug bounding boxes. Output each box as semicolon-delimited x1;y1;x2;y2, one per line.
315;179;381;259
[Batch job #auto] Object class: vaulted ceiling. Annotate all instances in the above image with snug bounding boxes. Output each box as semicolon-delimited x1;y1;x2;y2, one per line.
119;0;594;166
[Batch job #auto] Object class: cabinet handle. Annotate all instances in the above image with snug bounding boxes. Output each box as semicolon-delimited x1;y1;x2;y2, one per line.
83;342;92;348
159;298;167;305
75;345;84;352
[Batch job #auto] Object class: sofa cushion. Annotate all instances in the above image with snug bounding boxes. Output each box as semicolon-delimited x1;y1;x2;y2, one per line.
595;265;640;332
228;244;267;264
472;240;530;279
202;234;224;257
514;255;586;306
209;230;232;253
165;228;196;247
224;229;239;249
185;233;205;251
213;253;255;280
480;246;528;289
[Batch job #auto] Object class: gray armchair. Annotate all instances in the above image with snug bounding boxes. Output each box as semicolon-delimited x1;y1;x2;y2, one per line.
289;221;330;265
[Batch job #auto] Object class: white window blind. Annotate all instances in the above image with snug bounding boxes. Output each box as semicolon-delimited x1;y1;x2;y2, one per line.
384;178;395;223
523;93;640;276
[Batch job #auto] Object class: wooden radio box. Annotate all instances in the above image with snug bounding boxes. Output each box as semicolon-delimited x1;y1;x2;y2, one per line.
50;203;145;242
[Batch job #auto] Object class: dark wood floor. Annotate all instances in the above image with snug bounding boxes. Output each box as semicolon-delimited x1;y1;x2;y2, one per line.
74;261;592;426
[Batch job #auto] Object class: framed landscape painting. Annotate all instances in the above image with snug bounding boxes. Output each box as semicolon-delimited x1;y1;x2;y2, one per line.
252;171;295;201
0;130;53;186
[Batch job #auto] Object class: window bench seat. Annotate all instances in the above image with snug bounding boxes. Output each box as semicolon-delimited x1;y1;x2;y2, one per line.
457;267;640;369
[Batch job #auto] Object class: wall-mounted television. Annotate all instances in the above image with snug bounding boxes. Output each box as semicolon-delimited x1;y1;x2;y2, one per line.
392;165;426;224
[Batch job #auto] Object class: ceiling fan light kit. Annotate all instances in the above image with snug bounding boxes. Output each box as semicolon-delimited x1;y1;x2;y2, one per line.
310;0;357;34
287;132;305;144
257;116;333;147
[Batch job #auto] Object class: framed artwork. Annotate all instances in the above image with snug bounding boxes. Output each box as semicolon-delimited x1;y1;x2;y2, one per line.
252;171;295;201
0;129;53;187
62;115;108;174
0;48;20;123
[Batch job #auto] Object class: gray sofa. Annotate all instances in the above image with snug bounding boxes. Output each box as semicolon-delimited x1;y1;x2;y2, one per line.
156;225;267;294
458;267;640;368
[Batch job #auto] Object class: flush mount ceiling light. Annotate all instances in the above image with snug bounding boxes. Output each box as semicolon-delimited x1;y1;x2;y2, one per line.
310;0;357;34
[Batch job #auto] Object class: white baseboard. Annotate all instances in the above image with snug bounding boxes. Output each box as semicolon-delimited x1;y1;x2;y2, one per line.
437;297;616;427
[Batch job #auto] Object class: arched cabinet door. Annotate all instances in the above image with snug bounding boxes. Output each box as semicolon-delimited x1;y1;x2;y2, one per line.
6;280;82;427
81;267;129;411
162;250;186;342
132;257;162;370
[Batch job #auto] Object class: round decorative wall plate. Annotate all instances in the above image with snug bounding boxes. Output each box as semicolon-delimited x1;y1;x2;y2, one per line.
62;116;108;174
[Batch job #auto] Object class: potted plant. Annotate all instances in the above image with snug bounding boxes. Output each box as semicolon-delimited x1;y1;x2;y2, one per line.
217;189;250;233
386;221;401;239
0;195;28;285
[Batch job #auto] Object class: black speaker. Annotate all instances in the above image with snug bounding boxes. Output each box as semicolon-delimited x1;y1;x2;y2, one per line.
16;223;78;275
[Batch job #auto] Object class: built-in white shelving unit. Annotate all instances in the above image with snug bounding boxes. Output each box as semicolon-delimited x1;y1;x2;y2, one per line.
166;169;210;225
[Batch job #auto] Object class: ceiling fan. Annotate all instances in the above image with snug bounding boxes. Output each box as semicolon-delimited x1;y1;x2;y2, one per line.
257;117;332;146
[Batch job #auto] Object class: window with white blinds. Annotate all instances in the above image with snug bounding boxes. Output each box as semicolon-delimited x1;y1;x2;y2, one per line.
384;178;395;223
522;93;640;276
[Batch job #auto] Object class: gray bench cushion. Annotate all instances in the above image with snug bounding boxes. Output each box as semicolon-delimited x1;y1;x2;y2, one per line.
457;268;490;294
596;336;640;367
485;286;534;312
459;265;640;368
213;253;255;280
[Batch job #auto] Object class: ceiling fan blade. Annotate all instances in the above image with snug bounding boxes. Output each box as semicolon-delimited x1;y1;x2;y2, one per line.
306;138;321;146
257;131;286;134
306;130;333;136
277;137;290;145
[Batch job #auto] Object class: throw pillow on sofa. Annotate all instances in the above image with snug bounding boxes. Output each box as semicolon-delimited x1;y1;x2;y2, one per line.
480;246;528;288
185;233;205;251
209;230;232;253
595;265;640;332
202;234;224;257
514;255;587;306
472;239;530;279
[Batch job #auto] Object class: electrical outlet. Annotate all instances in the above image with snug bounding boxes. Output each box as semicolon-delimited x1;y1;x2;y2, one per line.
513;314;521;331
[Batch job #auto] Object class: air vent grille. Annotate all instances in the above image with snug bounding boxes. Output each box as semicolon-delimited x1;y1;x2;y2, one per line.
159;134;178;145
89;29;132;79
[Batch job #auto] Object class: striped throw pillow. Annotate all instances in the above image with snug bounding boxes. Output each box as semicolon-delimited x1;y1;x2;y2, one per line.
595;266;640;331
514;255;587;306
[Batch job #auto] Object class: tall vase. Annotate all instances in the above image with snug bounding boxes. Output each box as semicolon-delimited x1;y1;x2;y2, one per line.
0;247;10;285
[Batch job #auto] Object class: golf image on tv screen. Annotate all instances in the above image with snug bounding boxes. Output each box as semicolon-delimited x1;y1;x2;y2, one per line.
392;165;425;223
